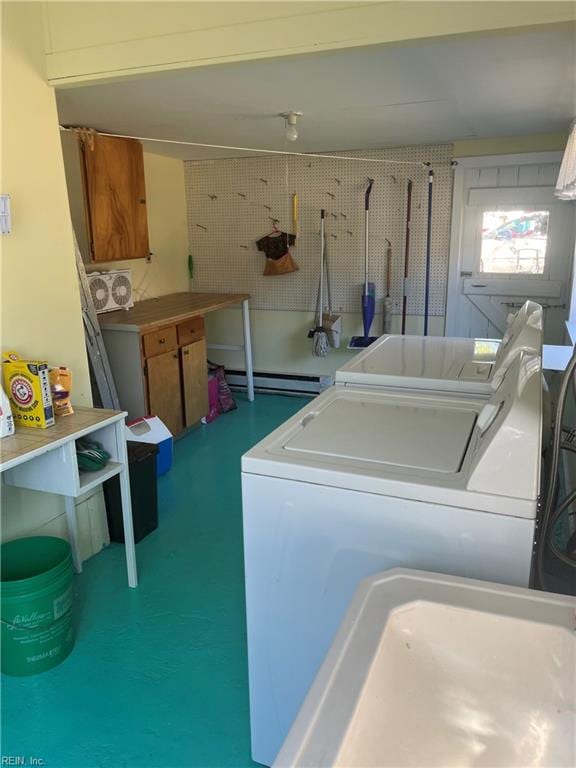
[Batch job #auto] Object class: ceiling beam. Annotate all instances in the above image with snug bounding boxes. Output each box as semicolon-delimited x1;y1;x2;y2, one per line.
45;1;576;87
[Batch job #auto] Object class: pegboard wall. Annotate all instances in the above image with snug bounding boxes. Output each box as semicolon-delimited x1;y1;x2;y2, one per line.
184;144;453;316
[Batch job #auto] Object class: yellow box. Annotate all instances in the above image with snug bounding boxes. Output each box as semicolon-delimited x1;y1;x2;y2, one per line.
2;356;55;429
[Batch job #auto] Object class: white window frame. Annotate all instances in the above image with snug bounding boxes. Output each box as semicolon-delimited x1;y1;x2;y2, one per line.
476;204;552;279
445;152;563;336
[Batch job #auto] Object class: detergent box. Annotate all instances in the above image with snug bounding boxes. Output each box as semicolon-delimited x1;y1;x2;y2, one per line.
2;352;55;429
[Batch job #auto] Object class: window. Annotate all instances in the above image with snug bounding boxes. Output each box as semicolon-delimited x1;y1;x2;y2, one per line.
480;209;549;275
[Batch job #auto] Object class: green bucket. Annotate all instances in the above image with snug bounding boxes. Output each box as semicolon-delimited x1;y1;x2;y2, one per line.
1;536;75;676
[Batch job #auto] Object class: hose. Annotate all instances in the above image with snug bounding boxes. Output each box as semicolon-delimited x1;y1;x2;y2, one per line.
536;346;576;588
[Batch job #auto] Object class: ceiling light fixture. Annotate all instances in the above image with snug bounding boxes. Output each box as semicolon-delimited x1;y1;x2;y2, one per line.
280;111;303;142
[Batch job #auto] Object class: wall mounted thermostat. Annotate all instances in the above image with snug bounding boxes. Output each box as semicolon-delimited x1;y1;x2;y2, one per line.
0;195;11;235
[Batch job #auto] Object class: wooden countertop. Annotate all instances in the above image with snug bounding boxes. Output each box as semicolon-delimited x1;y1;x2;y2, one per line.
98;292;250;333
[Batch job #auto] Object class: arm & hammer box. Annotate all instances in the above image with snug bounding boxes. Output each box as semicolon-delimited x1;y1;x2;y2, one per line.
2;352;55;428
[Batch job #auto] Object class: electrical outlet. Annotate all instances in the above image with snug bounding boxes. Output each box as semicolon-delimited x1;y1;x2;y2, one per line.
0;195;11;234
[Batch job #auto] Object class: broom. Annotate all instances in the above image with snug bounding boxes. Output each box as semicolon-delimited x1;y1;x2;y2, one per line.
311;210;330;357
313;237;341;349
383;238;393;334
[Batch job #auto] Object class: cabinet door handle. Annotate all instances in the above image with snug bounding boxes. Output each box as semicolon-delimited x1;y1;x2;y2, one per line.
183;350;189;356
158;338;166;344
173;354;178;360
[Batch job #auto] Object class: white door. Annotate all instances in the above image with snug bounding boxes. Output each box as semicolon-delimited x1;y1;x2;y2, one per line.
446;153;576;344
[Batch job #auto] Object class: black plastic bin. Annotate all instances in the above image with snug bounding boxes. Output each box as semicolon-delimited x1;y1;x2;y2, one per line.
104;441;159;543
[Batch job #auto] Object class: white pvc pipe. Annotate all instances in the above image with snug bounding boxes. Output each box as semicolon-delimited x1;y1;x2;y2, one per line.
242;299;255;402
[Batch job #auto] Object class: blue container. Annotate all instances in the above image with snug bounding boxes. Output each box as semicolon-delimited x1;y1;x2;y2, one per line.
155;437;173;477
125;417;173;476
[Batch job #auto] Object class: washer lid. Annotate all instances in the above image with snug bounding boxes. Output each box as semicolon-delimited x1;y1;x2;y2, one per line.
283;395;476;473
336;335;499;389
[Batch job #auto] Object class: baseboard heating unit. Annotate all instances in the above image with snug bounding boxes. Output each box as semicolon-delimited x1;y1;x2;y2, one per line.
225;370;332;397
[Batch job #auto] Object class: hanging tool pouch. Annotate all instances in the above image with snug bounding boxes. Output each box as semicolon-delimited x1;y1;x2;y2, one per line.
264;251;299;276
256;231;298;276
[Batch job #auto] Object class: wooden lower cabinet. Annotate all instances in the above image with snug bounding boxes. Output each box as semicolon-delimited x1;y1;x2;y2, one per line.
147;350;184;437
181;340;209;428
100;314;210;436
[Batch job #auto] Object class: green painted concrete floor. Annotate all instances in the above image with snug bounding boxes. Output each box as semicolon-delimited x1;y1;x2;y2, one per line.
2;394;308;768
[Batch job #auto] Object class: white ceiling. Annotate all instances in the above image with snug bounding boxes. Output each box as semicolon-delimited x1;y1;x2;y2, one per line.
56;23;576;160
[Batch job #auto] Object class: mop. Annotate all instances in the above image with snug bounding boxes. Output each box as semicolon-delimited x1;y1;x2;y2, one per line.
382;238;393;334
349;178;378;349
311;210;330;357
401;180;413;335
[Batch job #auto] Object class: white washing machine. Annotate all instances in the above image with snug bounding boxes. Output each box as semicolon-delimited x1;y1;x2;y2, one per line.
242;351;542;766
336;300;542;395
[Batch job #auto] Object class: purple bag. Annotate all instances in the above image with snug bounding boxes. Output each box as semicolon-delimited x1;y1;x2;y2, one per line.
208;362;237;413
201;373;221;424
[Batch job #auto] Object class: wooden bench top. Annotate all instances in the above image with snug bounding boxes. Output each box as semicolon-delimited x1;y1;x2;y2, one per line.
98;292;250;333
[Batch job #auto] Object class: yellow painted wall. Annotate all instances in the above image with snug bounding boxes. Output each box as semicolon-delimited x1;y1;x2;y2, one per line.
453;132;569;157
1;2;105;557
61;137;190;300
1;2;90;396
128;153;190;300
43;1;575;85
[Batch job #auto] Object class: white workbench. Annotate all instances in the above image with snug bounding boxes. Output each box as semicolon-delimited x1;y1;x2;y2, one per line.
0;407;137;588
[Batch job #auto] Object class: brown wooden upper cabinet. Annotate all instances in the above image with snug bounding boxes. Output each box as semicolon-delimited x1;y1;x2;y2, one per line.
79;134;149;262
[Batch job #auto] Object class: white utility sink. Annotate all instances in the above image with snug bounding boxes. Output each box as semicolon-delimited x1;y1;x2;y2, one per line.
274;569;576;768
